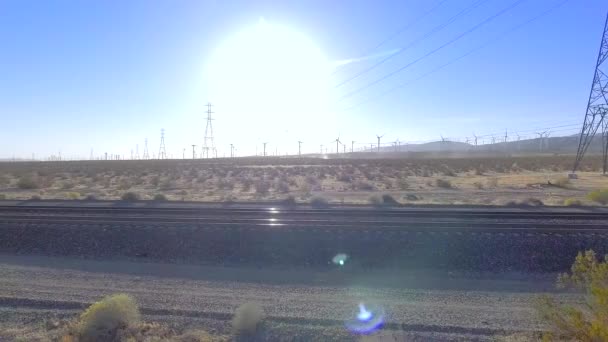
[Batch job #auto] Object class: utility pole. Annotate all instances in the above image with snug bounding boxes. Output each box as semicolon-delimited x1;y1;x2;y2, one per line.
192;145;196;159
263;142;267;157
105;152;108;160
504;130;508;143
573;10;608;174
182;148;185;159
230;144;234;158
376;134;384;152
351;141;355;153
536;132;545;152
298;141;303;156
343;144;346;153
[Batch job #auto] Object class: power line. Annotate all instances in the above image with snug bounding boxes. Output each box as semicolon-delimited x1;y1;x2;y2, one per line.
339;0;570;111
337;0;529;102
334;0;488;88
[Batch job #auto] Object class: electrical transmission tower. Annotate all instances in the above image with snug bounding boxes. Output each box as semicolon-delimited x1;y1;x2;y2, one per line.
573;12;608;174
143;138;149;160
202;102;216;159
158;129;167;159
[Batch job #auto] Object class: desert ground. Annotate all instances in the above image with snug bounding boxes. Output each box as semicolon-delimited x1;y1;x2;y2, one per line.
0;154;607;206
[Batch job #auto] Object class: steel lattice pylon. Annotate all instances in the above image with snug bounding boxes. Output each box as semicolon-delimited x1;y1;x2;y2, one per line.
202;102;216;159
573;12;608;174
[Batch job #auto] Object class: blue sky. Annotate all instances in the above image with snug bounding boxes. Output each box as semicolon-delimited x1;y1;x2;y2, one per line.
0;0;605;159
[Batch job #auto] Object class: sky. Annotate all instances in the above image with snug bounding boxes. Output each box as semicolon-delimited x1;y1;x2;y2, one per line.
0;0;606;159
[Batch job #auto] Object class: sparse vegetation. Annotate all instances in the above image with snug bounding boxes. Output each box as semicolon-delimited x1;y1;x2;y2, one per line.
310;196;329;208
153;193;168;201
564;198;582;206
587;189;608;205
0;155;603;205
121;192;139;201
435;179;452;188
537;250;608;341
17;176;38;189
232;303;265;336
77;294;140;341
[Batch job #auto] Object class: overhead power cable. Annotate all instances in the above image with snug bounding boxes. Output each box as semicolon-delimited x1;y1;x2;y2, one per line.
337;0;529;102
334;0;490;88
338;0;570;111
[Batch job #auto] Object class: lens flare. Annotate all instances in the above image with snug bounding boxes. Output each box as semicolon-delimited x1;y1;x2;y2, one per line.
332;253;348;266
345;302;384;334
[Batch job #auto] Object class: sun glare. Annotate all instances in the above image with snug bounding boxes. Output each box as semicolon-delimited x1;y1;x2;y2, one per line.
207;21;332;150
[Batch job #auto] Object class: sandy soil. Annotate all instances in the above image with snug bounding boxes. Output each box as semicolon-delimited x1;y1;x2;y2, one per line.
0;255;582;341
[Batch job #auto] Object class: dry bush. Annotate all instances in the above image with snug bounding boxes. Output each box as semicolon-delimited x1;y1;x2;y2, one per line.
0;194;6;200
232;303;265;336
77;294;140;341
473;182;484;190
537;250;608;341
17;175;39;189
66;192;80;200
486;177;499;188
354;181;375;191
310;196;330;208
397;179;409;190
550;177;571;189
564;198;582;206
254;180;270;196
586;189;608;205
121;192;139;201
217;178;235;190
274;180;290;193
153;194;168;201
435;179;452;189
370;194;400;207
61;181;75;190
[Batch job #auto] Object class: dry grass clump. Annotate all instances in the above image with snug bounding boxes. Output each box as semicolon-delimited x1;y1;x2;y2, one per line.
232;303;265;336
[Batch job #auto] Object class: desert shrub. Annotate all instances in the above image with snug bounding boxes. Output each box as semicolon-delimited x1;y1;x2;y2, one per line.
586;190;608;205
486;177;499;188
435;179;452;188
29;195;41;201
0;194;5;200
398;179;409;190
153;194;168;201
240;178;253;192
473;182;484;190
442;167;456;177
310;196;330;208
354;181;375;191
121;192;139;201
66;192;80;200
513;197;543;206
336;173;353;183
404;194;420;201
254;180;270;196
382;194;400;206
369;195;383;206
117;179;132;190
550;177;571;189
61;181;75;190
232;303;264;336
474;166;484;176
84;194;97;201
17;176;38;189
564;198;582;206
78;294;140;341
536;250;608;341
283;195;297;206
275;180;290;193
218;178;235;190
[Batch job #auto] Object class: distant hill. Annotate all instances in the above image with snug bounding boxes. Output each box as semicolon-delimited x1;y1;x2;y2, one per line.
379;134;605;155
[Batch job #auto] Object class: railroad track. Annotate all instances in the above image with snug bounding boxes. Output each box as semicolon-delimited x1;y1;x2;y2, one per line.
0;204;607;233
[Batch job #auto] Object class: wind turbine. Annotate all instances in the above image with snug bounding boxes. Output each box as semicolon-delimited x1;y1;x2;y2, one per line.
376;134;384;152
335;136;341;154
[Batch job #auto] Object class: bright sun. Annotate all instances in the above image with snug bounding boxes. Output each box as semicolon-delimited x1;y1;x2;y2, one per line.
207;21;333;151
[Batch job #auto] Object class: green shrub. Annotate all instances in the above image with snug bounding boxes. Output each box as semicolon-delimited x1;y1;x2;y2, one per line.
121;192;139;201
537;251;608;341
564;198;582;206
232;303;264;336
66;192;80;200
78;294;140;341
153;194;168;201
435;179;452;188
17;176;38;189
586;190;608;205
